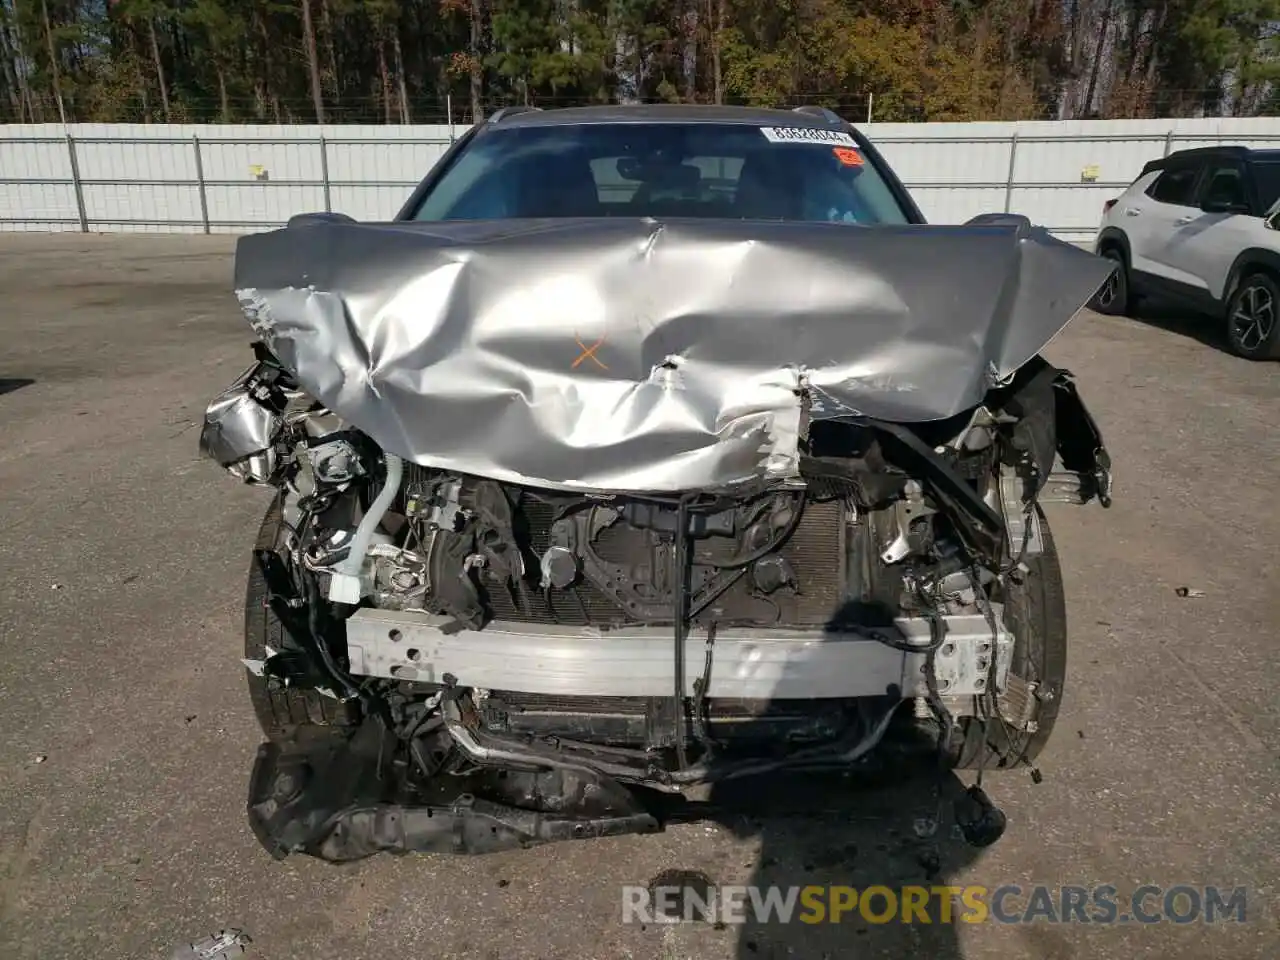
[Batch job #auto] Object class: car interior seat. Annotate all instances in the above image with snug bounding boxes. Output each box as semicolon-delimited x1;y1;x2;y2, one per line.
1202;169;1246;209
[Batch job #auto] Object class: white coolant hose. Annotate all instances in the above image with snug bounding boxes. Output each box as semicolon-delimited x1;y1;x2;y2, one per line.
327;451;404;603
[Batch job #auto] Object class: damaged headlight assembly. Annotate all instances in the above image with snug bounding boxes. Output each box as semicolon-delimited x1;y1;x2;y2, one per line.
200;209;1115;863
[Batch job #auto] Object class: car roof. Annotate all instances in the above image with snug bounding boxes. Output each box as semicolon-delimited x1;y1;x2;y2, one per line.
485;103;844;130
1144;145;1280;173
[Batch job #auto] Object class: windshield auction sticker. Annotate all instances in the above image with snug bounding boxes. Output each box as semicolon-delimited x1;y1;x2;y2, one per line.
833;147;864;166
760;126;858;147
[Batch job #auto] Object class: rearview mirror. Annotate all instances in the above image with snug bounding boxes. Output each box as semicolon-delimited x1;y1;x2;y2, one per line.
616;157;643;181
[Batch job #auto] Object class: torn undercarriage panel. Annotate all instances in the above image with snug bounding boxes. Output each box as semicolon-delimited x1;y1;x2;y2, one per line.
248;719;662;860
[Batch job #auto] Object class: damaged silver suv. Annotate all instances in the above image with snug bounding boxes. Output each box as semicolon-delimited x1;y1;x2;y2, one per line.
201;105;1115;862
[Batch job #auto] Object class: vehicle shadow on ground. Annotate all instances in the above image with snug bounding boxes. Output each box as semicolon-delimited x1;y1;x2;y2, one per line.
0;377;35;396
655;758;992;959
1118;298;1229;353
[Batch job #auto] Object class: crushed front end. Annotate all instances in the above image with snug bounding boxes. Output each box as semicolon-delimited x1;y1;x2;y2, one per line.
202;216;1114;860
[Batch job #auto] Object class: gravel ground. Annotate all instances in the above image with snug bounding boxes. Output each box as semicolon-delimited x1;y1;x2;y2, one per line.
0;234;1276;960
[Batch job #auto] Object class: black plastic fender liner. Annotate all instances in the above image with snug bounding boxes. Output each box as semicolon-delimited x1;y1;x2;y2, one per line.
246;719;662;862
978;354;1114;508
1051;372;1113;507
988;354;1112;496
251;547;358;698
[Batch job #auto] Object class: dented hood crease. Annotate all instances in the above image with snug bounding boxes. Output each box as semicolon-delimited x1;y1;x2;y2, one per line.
231;217;1112;493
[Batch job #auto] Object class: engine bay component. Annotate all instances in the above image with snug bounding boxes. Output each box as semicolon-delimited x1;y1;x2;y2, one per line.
750;555;795;594
326;453;402;604
539;546;578;589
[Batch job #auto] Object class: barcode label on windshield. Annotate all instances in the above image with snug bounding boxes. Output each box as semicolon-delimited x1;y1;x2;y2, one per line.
760;127;858;147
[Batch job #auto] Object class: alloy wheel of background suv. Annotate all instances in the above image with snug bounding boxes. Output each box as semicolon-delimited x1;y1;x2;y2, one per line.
1092;248;1132;316
1226;272;1280;359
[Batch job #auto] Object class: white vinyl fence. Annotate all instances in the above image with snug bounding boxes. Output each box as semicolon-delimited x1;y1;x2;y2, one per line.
2;116;1280;241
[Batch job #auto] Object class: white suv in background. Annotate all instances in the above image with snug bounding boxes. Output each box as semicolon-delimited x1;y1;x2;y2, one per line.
1092;145;1280;359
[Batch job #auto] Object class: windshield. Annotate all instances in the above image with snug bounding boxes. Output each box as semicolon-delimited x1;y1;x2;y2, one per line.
409;123;911;225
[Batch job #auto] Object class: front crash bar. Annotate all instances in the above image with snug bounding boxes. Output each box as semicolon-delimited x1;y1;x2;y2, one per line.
343;610;1013;700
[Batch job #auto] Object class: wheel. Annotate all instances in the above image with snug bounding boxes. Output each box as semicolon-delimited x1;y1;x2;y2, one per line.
948;505;1067;770
1090;247;1132;316
1225;271;1280;360
244;499;358;741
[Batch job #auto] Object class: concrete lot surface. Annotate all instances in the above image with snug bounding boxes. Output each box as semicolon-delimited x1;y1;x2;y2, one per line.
0;235;1276;960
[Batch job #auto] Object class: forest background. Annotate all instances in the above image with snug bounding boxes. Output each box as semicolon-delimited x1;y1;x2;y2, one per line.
2;0;1277;125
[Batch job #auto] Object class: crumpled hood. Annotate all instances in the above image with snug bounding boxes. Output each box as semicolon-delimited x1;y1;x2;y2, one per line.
231;217;1112;493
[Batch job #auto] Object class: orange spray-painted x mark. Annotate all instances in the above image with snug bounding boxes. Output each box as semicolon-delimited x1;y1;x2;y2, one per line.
572;334;609;371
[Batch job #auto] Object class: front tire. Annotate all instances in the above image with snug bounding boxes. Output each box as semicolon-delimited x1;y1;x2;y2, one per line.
948;506;1067;770
244;499;358;741
1225;272;1280;360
